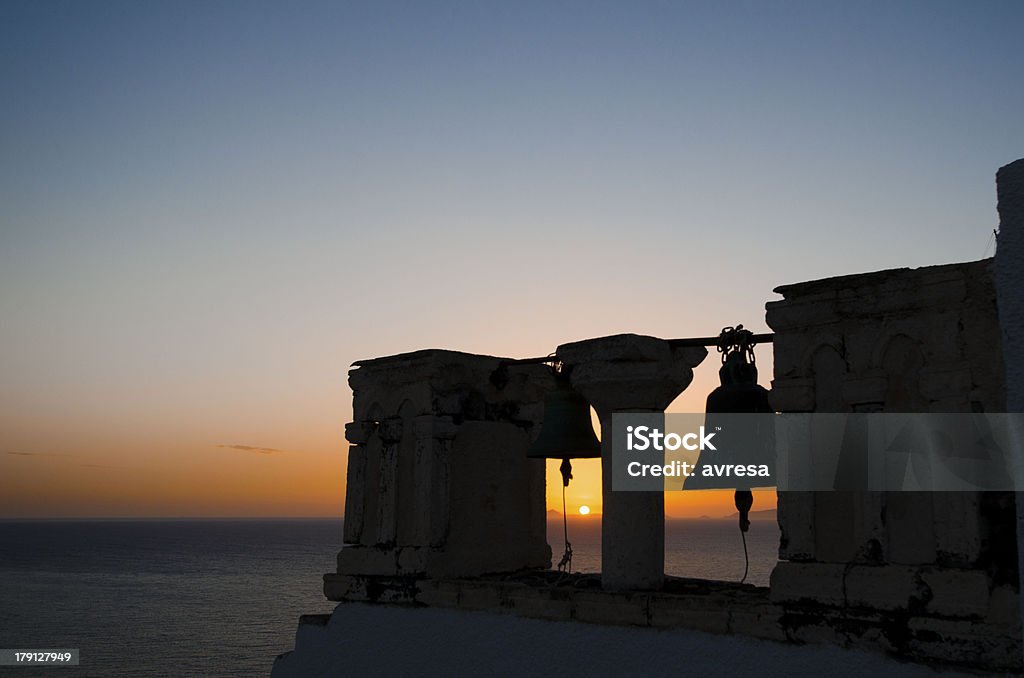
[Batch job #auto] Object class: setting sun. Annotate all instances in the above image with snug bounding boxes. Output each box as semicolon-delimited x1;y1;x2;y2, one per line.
579;505;591;516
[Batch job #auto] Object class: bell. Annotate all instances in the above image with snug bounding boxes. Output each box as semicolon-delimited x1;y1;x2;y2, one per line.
706;351;773;415
530;375;600;571
527;380;601;462
704;332;772;536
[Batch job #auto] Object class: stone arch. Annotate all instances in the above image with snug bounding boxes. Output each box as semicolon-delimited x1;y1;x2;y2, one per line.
870;330;918;370
878;334;927;411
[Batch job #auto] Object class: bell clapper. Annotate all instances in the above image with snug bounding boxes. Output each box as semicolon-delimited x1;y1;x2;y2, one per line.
735;489;754;584
559;457;573;487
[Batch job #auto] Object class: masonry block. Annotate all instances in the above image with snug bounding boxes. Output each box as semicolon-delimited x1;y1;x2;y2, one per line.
769;562;845;606
921;569;990;618
986;585;1021;628
415;579;461;608
648;595;729;634
573;590;650;627
503;587;574;622
728;604;787;641
845;565;925;611
907;617;1020;672
776;492;814;561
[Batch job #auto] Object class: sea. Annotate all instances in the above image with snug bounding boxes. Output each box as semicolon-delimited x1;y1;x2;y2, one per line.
0;518;779;677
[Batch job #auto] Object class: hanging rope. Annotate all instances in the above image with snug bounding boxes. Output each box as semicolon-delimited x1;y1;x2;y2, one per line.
556;480;573;573
740;528;749;584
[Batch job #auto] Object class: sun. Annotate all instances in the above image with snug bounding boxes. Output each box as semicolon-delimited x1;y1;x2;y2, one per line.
578;505;591;516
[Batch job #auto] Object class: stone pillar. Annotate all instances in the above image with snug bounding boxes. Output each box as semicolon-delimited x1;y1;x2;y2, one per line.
993;157;1024;660
330;349;553;589
558;334;707;591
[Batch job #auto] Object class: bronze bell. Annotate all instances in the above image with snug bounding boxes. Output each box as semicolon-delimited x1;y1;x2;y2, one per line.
706;350;773;415
704;327;772;535
528;375;600;486
528;379;601;461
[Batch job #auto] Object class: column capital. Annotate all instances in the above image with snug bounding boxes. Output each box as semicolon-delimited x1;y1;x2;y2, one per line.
557;333;707;414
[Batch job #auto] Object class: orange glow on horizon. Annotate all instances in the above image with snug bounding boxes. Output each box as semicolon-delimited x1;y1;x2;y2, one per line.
0;436;345;519
1;333;774;519
545;454;776;520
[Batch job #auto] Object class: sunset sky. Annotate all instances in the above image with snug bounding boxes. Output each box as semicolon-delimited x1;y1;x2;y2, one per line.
2;1;1022;518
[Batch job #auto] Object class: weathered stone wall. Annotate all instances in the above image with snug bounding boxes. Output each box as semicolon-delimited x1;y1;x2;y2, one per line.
766;259;1020;668
331;349;553;583
996;159;1024;433
993;159;1024;653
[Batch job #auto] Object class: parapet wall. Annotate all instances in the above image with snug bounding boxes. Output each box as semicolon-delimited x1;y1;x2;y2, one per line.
766;258;1021;669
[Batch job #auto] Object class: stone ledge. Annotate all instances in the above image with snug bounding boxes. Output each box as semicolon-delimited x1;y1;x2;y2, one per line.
322;571;1021;672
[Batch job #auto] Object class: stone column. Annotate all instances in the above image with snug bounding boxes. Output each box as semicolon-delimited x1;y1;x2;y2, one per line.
558;334;706;591
993;158;1024;658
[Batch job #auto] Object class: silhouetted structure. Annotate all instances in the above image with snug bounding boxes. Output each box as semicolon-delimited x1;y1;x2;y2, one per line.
276;158;1024;675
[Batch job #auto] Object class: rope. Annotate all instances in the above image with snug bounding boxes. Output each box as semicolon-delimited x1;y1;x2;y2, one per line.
556;482;573;573
739;528;749;584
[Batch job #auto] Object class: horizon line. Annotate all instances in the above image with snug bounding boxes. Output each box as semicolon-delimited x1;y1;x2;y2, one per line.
0;515;344;521
0;509;779;521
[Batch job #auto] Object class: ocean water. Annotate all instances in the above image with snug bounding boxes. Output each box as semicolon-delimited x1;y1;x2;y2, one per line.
555;516;781;587
0;518;779;677
0;520;340;677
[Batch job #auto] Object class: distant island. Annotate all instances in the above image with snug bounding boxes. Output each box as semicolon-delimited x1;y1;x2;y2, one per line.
719;508;776;521
546;508;777;521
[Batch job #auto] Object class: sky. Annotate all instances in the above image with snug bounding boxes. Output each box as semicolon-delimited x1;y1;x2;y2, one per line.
1;0;1022;518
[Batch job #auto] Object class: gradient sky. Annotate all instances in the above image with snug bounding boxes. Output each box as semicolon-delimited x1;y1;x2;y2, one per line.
1;0;1021;517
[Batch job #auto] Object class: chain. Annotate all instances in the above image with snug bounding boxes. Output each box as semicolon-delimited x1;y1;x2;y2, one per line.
716;324;756;365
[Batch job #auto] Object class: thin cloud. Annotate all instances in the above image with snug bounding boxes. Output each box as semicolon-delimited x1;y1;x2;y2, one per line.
216;444;285;455
4;450;73;458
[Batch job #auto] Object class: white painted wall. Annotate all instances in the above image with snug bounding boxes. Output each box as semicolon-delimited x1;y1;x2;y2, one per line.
271;604;965;677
